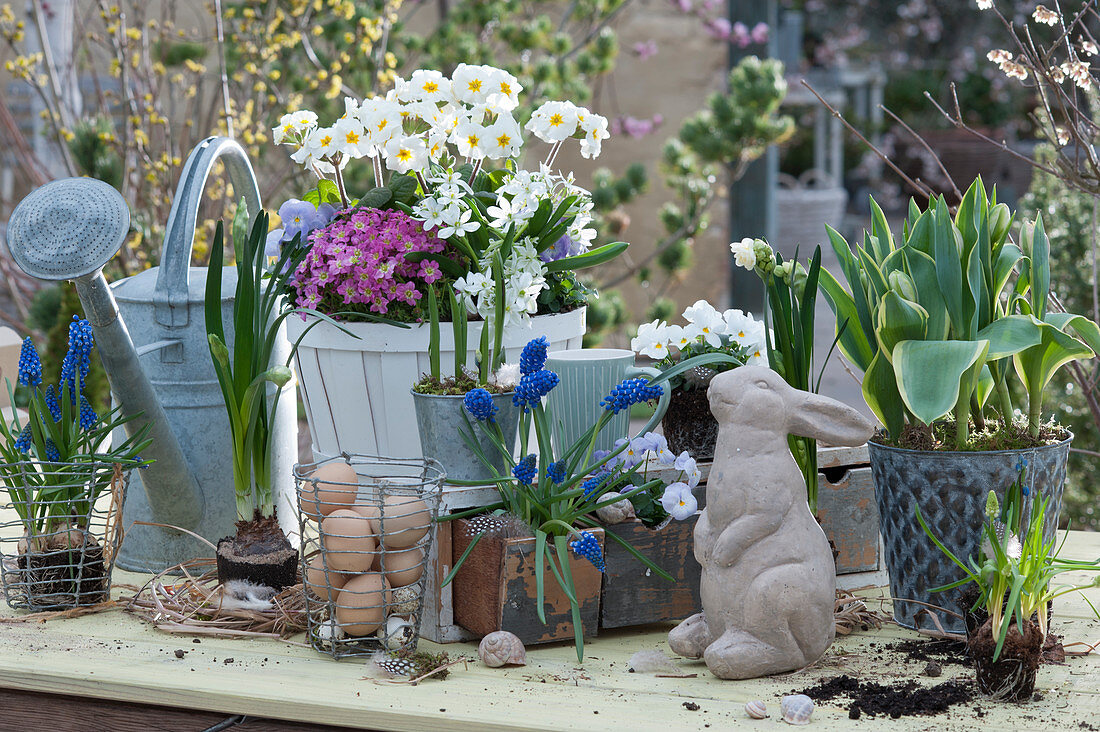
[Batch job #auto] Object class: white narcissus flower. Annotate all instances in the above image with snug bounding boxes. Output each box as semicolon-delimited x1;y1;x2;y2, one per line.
683;299;725;347
730;237;757;270
453;120;488;158
660;482;697;520
483;113;524;159
383;135;428;174
437;207;481;239
631;319;671;360
526;100;580;143
487;196;533;230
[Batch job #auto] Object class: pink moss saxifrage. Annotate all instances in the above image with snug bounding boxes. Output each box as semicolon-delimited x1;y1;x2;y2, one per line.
292;208;447;318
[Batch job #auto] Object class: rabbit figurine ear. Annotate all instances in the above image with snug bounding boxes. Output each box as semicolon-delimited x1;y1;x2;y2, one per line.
671;366;870;679
786;389;875;446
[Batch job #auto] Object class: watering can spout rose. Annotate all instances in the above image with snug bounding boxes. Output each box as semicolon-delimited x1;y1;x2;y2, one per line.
5;138;296;571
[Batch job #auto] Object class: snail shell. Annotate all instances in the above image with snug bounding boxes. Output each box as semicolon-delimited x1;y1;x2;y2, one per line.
780;695;814;725
744;700;768;719
478;630;527;668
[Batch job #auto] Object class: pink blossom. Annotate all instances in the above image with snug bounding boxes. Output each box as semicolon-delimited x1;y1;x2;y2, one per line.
705;17;731;41
750;22;769;45
632;40;658;60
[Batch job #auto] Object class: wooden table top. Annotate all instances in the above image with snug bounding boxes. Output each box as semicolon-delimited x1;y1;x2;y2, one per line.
1;532;1098;731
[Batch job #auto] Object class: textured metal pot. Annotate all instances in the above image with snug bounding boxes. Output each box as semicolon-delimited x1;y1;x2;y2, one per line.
868;435;1071;632
411;391;520;484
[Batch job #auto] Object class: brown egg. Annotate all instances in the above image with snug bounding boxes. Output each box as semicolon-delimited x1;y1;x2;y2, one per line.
320;509;377;573
374;494;431;549
304;554;347;603
299;461;359;521
334;573;391;636
375;546;424;588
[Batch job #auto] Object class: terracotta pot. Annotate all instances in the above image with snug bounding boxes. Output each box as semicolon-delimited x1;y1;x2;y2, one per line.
662;386;718;460
451;518;603;644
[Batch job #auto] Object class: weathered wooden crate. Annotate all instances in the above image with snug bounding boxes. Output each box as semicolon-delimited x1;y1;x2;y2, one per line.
419;443;883;643
451;519;603;644
599;515;702;630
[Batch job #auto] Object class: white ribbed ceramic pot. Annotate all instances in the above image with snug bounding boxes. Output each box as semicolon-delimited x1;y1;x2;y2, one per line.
288;308;586;462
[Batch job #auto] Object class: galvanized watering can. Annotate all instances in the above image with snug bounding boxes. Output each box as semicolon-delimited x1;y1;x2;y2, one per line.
7;137;298;572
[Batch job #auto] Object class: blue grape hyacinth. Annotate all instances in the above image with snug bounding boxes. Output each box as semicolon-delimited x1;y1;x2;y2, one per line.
580;473;608;499
463;388;498;422
17;337;42;387
569;531;605;572
43;385;62;422
600;377;663;415
546;459;566;484
13;424;32;453
519;336;549;375
512;369;559;413
59;316;94;399
44;438;60;462
79;395;98;431
512;454;537;484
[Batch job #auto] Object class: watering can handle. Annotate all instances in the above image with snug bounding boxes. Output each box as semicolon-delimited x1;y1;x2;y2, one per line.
153;136;263;327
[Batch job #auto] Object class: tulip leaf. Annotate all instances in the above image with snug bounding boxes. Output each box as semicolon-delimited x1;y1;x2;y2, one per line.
893;339;989;425
819;268;876;372
1030;214;1050;320
933;199;966;336
862;350;906;439
875;291;927;360
1045;311;1100;357
976;315;1042;359
902;248;950;341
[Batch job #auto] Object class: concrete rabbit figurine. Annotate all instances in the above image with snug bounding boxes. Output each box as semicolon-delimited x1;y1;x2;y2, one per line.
668;366;875;679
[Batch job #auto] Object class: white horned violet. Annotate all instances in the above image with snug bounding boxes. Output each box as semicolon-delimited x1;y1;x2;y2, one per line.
478;630;527;667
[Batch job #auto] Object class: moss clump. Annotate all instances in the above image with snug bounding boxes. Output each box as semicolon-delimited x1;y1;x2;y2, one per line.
879;418;1069;452
412;372;511;396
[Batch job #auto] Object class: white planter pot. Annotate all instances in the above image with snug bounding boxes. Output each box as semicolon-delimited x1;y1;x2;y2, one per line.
288;307;586;462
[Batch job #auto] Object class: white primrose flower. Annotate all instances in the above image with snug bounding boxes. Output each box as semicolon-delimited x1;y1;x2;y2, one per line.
272;109;318;144
333;116;368;159
359;99;403;150
426;128;449;160
485;67;523;111
483;113;524;159
453;120;489;158
383;134;429;174
430;169;473;192
290;125;340;177
631;319;671;360
437;206;481;239
526;100;580;143
683;300;725;347
578;110;610;159
408;69;452;104
451;63;494;105
660;482;697;521
730;237;757;270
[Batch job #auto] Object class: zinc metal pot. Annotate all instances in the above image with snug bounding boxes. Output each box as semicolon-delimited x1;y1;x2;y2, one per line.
411;390;520;484
867;434;1071;633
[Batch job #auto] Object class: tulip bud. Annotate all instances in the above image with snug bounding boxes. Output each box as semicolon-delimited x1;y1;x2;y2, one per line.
888;271;918;301
1020;220;1035;258
989;203;1011;242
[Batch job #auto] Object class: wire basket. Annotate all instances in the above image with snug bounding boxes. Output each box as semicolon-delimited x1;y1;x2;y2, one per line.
0;461;129;611
295;453;444;660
